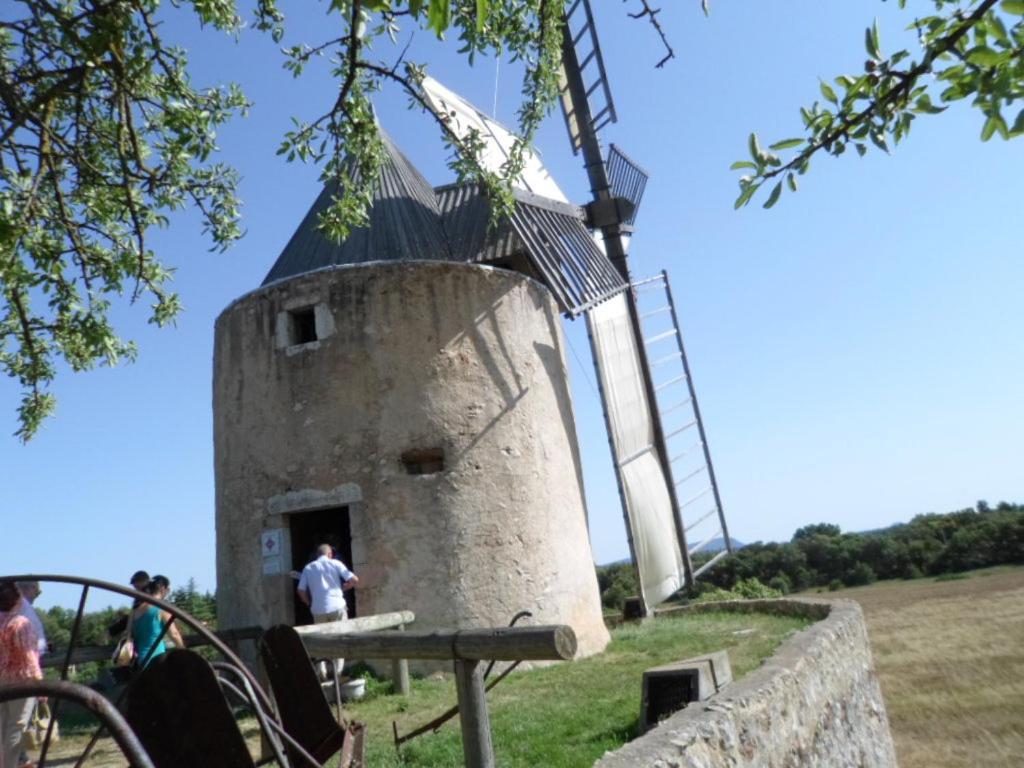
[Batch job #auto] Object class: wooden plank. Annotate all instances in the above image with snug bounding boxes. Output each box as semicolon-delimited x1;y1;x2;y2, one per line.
454;659;495;768
293;610;415;636
301;625;577;662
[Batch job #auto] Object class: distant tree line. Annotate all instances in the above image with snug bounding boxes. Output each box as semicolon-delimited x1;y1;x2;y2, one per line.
597;500;1024;608
706;500;1024;593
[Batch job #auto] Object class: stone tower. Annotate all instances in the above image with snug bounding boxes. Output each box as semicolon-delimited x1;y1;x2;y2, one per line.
213;129;620;658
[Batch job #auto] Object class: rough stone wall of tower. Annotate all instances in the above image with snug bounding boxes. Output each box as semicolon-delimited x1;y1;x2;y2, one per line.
213;261;611;660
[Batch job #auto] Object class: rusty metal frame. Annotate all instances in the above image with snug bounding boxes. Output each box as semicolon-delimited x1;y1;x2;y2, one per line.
0;679;155;768
3;573;278;766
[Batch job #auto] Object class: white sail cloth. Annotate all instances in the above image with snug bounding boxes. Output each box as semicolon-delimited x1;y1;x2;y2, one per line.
587;292;685;606
420;76;569;203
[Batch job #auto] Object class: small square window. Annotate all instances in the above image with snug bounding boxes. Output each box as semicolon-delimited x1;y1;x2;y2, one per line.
289;307;317;345
402;448;445;475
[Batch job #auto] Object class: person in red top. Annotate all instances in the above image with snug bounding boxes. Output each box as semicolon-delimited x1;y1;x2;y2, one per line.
0;580;42;768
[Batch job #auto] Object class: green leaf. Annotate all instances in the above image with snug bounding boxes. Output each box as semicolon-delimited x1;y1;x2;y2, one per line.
820;81;838;104
914;95;946;115
1000;0;1024;15
734;182;760;209
769;138;803;150
988;15;1010;44
965;46;1002;67
762;181;783;209
475;0;489;31
866;19;882;60
730;161;757;170
427;0;451;36
787;173;798;192
748;132;763;161
1010;108;1024;137
980;114;1000;141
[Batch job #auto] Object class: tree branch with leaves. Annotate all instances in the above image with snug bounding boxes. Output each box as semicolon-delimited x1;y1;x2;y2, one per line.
733;0;1024;209
0;0;568;440
0;0;250;440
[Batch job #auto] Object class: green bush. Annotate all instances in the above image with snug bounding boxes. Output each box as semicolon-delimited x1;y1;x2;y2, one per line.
768;574;792;595
692;586;738;604
844;562;877;587
595;562;638;611
733;578;783;599
828;579;844;592
693;578;781;603
902;564;924;580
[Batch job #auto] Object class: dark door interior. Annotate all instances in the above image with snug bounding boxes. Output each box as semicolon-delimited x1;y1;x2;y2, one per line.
289;506;354;625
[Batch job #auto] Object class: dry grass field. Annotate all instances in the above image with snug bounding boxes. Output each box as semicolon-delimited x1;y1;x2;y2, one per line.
822;566;1024;768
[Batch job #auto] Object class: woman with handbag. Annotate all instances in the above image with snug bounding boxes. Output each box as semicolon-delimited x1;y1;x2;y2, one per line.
0;580;42;768
131;576;184;669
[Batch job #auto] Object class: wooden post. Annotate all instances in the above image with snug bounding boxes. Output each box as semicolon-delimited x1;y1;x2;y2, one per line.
454;659;494;768
302;625;577;662
391;623;411;696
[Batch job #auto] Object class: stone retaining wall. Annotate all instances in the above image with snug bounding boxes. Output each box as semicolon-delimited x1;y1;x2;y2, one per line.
595;598;897;767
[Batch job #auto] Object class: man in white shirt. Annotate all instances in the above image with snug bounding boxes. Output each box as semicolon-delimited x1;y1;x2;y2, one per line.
296;544;359;679
15;580;47;654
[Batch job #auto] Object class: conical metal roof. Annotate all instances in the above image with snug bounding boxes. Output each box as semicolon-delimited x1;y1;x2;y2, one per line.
262;129;453;285
260;125;627;317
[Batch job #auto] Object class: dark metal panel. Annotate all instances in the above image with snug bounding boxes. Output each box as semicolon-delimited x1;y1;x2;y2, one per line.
607;144;650;226
435;184;625;317
435;183;522;264
506;200;627;316
262;129;453;285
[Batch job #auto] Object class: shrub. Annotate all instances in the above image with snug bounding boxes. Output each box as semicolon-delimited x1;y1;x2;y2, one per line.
828;579;844;592
902;564;924;580
844;562;877;587
768;574;792;595
692;578;781;603
934;572;970;582
733;578;783;599
692;586;738;604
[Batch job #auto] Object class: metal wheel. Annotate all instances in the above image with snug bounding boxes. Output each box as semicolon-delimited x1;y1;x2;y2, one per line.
1;574;280;767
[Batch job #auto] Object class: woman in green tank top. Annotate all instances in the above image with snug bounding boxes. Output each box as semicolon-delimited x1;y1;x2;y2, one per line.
131;575;184;668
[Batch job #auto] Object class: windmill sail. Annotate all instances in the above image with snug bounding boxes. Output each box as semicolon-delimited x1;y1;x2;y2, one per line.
559;0;618;154
558;0;731;612
420;76;569;202
631;271;733;579
587;292;686;605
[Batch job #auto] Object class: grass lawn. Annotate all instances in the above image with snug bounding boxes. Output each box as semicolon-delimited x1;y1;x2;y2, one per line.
41;609;809;766
808;565;1024;768
345;610;809;767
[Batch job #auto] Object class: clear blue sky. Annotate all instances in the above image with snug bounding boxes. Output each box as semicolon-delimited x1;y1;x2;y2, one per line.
3;2;1021;610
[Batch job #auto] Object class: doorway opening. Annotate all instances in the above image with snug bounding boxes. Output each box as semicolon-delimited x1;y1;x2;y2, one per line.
288;506;355;625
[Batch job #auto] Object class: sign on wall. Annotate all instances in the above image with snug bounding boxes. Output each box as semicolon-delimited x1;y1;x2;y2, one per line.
261;528;284;575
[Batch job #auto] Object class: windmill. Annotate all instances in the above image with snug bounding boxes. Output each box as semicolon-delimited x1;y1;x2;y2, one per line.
212;4;733;647
420;0;734;615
